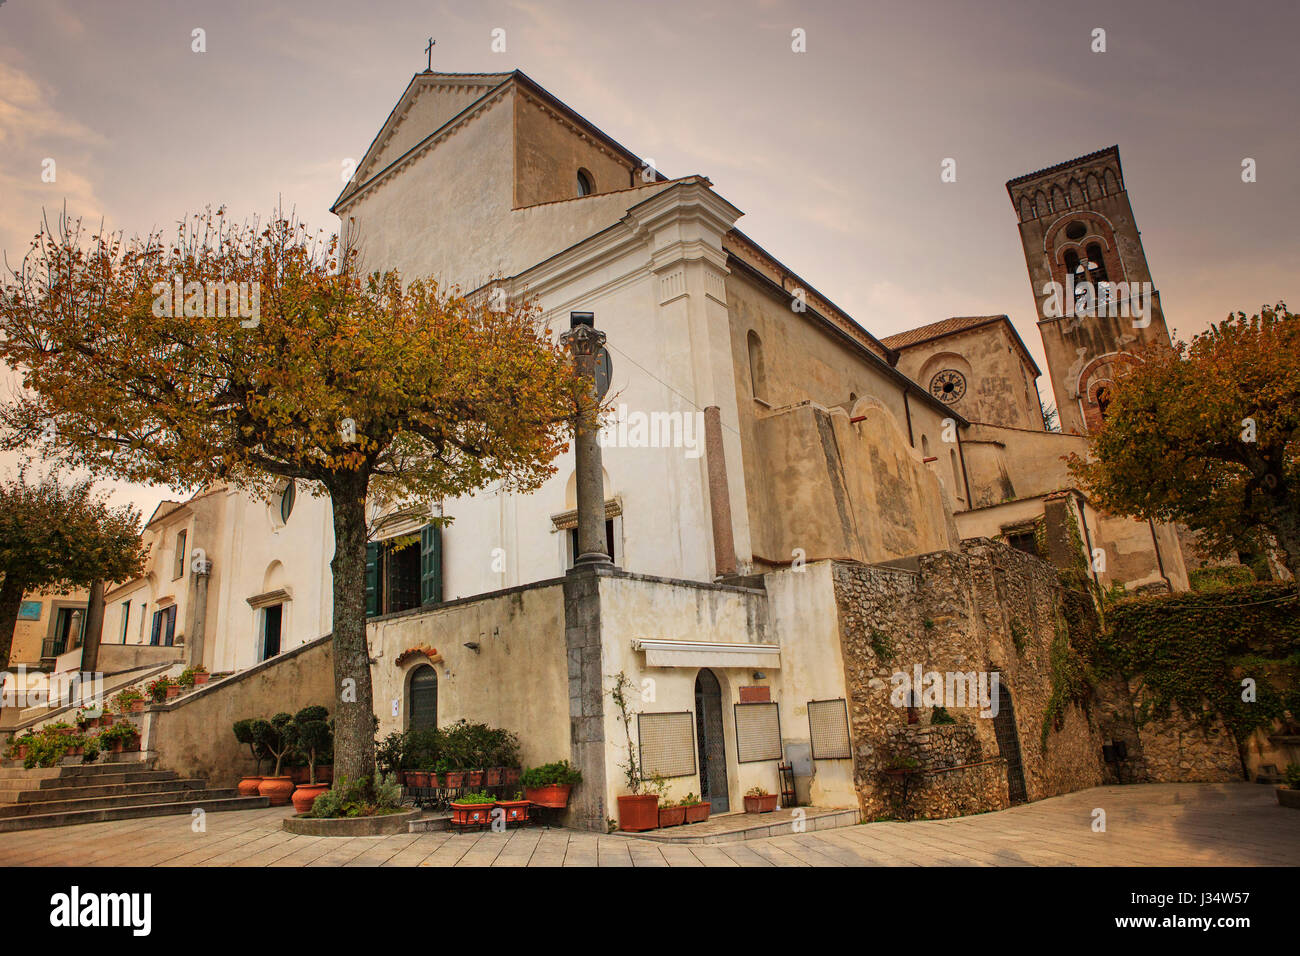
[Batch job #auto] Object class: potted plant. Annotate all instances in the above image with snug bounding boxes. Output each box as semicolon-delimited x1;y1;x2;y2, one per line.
521;760;583;808
438;759;465;790
289;706;333;812
449;791;496;826
112;688;145;713
681;792;710;824
497;791;531;824
610;671;659;831
146;676;178;704
251;713;297;806
98;722;139;755
232;719;269;794
658;795;687;828
99;712;115;728
743;786;778;813
1278;764;1300;809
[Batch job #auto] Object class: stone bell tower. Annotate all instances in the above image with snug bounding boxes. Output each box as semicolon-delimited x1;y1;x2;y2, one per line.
1006;146;1173;435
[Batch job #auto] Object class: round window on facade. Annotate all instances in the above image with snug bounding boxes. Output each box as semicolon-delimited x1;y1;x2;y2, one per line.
279;481;296;523
929;369;967;405
1065;220;1087;241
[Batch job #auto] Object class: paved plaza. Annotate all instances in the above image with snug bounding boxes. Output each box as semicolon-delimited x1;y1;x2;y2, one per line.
2;783;1295;867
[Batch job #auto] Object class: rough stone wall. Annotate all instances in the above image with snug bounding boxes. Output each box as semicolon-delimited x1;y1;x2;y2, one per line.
832;538;1107;821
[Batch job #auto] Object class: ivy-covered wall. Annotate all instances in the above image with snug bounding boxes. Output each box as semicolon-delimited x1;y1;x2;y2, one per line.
1096;583;1300;782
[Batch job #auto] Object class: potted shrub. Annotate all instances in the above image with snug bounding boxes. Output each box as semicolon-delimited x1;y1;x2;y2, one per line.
521;760;583;808
288;706;333;812
497;791;531;824
233;719;268;795
610;672;659;831
98;723;139;755
252;713;297;806
1278;764;1300;809
449;791;496;826
743;786;778;813
439;759;465;790
681;792;710;824
113;688;144;713
658;796;687;828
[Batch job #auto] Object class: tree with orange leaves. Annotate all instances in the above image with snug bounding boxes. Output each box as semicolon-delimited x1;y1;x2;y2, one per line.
1068;303;1300;580
0;210;583;786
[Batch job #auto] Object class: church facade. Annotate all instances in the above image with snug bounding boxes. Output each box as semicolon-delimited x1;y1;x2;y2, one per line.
88;71;1246;827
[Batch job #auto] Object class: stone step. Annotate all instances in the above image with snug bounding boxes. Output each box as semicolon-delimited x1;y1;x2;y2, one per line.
0;786;238;819
0;795;271;833
30;771;179;792
0;777;206;806
0;759;154;782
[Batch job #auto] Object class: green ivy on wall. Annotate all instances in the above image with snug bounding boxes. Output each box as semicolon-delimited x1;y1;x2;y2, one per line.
1099;583;1300;746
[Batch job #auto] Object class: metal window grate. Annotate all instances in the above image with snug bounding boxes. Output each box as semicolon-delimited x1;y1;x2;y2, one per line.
734;702;782;763
807;698;851;759
637;711;696;779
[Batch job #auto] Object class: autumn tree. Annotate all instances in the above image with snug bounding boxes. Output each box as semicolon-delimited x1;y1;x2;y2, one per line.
0;210;583;786
1069;303;1300;578
0;469;146;668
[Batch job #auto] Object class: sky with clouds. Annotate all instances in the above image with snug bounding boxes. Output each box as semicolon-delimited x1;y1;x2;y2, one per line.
1;0;1296;520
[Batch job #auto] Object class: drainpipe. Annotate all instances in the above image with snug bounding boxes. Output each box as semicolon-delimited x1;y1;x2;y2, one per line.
704;406;738;578
955;428;973;506
903;392;914;447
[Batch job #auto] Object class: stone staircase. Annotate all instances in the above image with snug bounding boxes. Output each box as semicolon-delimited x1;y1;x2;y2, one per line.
0;759;269;832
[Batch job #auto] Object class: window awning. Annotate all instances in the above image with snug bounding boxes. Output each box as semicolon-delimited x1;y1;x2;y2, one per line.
632;639;781;669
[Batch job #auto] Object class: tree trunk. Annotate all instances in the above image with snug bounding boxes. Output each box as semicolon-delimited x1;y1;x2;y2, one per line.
81;580;105;674
328;476;377;789
1264;494;1300;584
0;576;27;671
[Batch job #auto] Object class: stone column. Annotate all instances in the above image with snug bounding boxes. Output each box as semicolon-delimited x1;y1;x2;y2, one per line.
559;312;612;568
704;405;738;578
562;566;607;831
188;560;213;668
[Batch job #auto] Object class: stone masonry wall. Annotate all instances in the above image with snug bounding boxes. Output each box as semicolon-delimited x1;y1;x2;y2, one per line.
832;537;1106;821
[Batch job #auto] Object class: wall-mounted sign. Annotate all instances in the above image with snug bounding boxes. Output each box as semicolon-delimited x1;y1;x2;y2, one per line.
17;601;41;621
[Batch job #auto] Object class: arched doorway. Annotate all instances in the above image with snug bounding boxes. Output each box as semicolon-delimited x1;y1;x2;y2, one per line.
695;669;729;813
992;673;1027;804
408;665;438;732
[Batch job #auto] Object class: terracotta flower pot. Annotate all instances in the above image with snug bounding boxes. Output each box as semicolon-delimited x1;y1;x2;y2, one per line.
743;794;778;813
291;782;330;814
193;673;209;685
449;801;494;826
16;745;28;759
443;771;465;788
317;766;333;784
524;784;572;809
165;685;181;699
658;805;687;828
684;802;710;824
467;770;484;787
130;700;145;713
100;715;114;727
497;799;530;823
485;767;503;787
503;767;521;786
86;717;100;729
126;736;141;752
110;741;124;754
258;776;295;806
1277;786;1300;809
617;794;659;832
409;770;430;788
237;776;264;796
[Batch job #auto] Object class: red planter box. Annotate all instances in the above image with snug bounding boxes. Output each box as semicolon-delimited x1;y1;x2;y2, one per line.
443;771;465;788
658;805;686;827
503;767;521;786
485;767;503;787
497;799;530;823
617;794;659;832
524;784;571;808
743;794;778;813
467;770;484;787
684;802;711;823
450;801;495;826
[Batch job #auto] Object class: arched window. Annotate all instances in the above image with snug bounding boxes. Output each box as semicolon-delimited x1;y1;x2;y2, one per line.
747;330;767;402
576;168;594;197
408;664;438;731
1084;243;1109;284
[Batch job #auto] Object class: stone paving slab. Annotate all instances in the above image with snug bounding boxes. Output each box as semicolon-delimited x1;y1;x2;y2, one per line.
0;783;1294;867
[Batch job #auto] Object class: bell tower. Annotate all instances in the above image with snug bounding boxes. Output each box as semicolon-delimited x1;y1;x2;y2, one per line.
1006;146;1173;435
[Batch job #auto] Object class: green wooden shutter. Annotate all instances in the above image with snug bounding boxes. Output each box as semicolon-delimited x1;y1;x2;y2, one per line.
420;524;442;606
365;542;381;617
